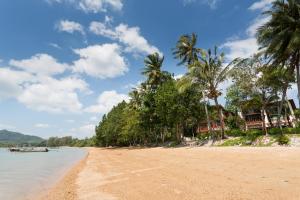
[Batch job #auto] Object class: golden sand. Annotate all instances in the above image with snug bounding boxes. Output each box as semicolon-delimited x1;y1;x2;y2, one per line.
40;147;300;200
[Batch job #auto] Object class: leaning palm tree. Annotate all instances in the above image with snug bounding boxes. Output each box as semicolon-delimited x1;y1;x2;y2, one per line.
173;33;201;66
189;47;232;139
173;33;212;135
142;52;164;90
257;0;300;107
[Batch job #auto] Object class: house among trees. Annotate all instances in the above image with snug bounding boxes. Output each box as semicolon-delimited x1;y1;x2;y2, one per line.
240;99;297;130
198;99;298;133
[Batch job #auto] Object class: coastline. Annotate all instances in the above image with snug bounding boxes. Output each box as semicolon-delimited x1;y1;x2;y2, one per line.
36;149;89;200
39;147;300;200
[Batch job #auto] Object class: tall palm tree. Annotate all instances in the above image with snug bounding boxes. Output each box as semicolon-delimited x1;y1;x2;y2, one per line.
173;33;213;135
142;53;164;90
257;0;300;107
189;47;232;139
173;33;201;66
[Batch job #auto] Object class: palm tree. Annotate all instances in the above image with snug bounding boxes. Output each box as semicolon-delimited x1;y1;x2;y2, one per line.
173;33;212;135
142;53;165;90
257;0;300;107
173;33;201;66
189;47;232;139
129;89;141;110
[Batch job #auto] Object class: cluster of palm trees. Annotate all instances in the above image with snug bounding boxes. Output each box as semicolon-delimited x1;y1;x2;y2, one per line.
138;0;300;139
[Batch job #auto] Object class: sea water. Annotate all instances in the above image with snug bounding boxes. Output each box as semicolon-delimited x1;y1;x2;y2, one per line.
0;147;87;200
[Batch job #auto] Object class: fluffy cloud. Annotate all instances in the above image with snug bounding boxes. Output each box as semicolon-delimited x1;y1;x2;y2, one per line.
221;0;273;60
18;76;90;113
249;0;274;11
9;54;68;75
46;0;123;13
89;22;162;55
56;20;84;34
72;43;128;78
182;0;220;9
0;68;34;99
246;16;270;37
222;38;258;61
85;90;129;114
79;0;123;13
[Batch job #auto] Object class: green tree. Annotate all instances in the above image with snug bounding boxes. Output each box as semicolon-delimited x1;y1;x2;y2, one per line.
189;47;232;139
173;33;212;135
257;0;300;107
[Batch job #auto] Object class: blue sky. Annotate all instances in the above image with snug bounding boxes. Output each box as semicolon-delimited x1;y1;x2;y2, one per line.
0;0;286;138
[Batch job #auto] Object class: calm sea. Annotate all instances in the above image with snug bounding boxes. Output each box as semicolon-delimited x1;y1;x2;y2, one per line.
0;147;87;200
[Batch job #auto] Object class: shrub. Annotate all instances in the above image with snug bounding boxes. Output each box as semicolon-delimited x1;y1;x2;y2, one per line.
277;135;290;145
219;137;247;146
197;133;210;141
294;109;300;120
268;128;282;135
226;129;245;137
197;131;221;141
283;127;300;134
245;129;262;142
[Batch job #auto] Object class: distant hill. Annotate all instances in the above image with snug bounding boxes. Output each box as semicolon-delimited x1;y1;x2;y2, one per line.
0;129;44;145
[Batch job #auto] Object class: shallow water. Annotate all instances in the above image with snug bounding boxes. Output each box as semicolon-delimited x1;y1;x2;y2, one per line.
0;147;86;200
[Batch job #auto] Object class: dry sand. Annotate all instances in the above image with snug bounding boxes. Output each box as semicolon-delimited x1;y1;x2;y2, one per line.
40;147;300;200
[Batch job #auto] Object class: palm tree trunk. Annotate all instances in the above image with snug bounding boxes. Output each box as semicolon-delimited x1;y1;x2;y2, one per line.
214;97;225;139
296;56;300;108
202;91;212;135
277;85;288;131
261;105;268;136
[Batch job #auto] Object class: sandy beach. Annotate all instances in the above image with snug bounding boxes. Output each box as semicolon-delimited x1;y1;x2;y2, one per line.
40;147;300;200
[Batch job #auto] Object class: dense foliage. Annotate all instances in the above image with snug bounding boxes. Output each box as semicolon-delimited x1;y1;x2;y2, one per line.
45;136;96;147
94;0;300;146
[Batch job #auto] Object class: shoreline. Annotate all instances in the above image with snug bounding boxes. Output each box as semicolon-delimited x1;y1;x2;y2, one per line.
39;147;300;200
36;149;89;200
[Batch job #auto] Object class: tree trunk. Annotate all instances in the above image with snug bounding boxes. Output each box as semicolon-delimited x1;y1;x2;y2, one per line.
296;56;300;108
277;85;288;131
214;97;225;139
202;91;212;136
261;105;268;136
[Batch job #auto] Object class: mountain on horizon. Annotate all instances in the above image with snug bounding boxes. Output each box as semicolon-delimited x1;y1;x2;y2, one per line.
0;129;44;145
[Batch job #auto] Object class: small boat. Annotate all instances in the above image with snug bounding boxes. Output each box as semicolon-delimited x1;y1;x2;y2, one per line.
9;147;49;152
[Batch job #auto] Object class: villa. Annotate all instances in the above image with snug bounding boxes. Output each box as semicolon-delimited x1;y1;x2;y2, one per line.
198;99;298;133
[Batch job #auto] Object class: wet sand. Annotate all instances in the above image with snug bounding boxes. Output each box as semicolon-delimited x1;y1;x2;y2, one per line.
41;147;300;200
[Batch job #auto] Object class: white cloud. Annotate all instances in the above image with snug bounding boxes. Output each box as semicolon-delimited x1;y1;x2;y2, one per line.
222;38;258;60
35;123;50;128
56;20;85;34
249;0;274;11
18;76;90;113
46;0;123;13
174;74;184;80
68;124;96;138
182;0;220;9
0;68;34;99
49;43;61;49
79;0;122;13
221;1;272;61
90;22;162;55
72;43;128;78
85;90;129;114
246;16;270;37
66;119;75;123
9;54;68;75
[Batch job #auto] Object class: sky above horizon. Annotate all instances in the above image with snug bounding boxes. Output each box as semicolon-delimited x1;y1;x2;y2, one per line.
0;0;295;139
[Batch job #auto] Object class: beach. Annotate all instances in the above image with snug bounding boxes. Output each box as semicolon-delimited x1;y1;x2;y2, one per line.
41;147;300;200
